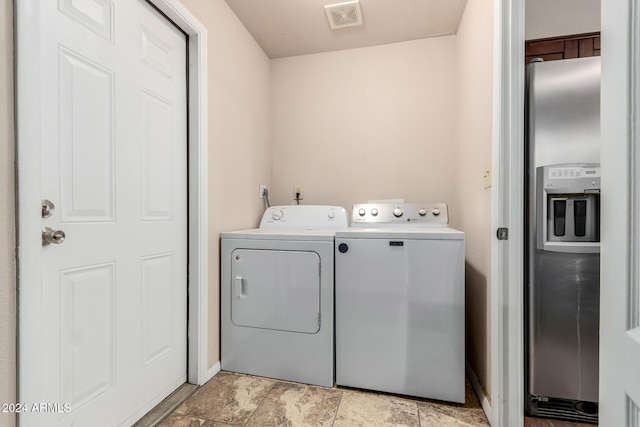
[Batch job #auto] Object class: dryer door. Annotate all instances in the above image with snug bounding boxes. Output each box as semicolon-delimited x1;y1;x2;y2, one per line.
230;249;321;334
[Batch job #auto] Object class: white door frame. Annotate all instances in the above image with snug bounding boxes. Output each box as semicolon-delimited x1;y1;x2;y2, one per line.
491;0;525;425
15;0;210;404
147;0;210;387
493;1;640;425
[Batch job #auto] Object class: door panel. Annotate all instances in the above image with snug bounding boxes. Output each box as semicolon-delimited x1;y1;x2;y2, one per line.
231;249;321;334
59;0;114;41
141;253;174;365
141;91;175;221
140;26;174;77
59;48;115;222
60;263;115;407
529;251;600;402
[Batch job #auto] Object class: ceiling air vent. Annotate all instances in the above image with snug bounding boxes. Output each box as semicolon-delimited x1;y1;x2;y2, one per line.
324;1;363;30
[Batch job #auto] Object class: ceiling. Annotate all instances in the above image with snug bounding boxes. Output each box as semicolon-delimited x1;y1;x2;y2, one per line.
223;0;469;59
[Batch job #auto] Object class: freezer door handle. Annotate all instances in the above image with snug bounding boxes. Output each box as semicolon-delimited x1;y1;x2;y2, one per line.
234;275;246;299
574;200;587;236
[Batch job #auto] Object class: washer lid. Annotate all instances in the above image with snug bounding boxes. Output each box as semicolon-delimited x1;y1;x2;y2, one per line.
335;227;464;240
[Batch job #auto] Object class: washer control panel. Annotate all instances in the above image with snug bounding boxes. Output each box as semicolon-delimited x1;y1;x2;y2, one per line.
351;203;449;227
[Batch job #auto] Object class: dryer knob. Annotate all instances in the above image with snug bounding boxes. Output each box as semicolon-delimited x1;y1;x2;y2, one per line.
328;211;335;219
393;208;403;217
418;208;427;216
371;208;378;216
431;208;441;216
358;208;366;217
271;209;284;220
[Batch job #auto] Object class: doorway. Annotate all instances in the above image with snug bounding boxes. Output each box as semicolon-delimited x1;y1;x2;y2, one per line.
492;1;639;426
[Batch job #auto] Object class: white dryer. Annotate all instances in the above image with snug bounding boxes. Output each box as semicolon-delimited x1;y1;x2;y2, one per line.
335;202;465;402
221;205;348;387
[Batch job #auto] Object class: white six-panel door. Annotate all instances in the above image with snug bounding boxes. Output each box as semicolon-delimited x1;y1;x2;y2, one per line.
599;0;640;425
22;0;187;425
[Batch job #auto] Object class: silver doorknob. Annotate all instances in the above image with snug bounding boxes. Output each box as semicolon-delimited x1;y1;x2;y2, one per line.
42;227;66;246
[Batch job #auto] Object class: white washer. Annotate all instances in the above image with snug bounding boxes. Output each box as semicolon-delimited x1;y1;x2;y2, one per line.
335;202;465;402
221;205;348;387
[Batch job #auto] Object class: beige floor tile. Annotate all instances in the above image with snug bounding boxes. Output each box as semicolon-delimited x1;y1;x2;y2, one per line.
157;414;208;426
332;390;420;427
158;414;236;426
174;371;274;424
418;401;490;427
164;372;491;427
246;382;342;427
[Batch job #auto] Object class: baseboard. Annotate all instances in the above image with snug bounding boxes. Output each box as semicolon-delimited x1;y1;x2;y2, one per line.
466;361;492;424
206;361;221;383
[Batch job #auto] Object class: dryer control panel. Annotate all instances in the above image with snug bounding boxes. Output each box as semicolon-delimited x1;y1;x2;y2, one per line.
351;203;449;227
260;205;349;230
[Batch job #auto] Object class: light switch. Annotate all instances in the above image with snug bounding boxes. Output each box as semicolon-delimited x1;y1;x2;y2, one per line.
483;165;492;189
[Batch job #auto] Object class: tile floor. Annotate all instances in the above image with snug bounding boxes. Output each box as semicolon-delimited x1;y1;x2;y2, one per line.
158;371;490;427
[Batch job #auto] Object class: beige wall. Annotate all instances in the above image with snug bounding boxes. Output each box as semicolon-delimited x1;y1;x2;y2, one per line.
270;37;457;211
452;0;494;400
0;1;15;426
179;0;271;368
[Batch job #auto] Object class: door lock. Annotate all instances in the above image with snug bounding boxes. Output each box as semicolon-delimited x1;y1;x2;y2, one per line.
42;227;66;246
41;199;55;218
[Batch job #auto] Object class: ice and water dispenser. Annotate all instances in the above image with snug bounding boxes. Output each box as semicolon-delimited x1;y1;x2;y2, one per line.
537;164;600;253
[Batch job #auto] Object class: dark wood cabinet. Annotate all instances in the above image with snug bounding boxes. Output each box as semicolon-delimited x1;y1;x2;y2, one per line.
525;32;600;64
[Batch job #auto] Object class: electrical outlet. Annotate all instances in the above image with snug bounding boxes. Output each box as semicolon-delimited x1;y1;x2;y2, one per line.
293;184;304;201
259;184;268;199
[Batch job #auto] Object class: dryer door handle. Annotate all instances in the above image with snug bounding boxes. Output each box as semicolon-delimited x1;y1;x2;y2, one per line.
234;276;246;299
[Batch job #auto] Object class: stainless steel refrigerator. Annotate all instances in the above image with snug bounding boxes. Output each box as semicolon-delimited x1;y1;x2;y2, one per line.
525;56;601;423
